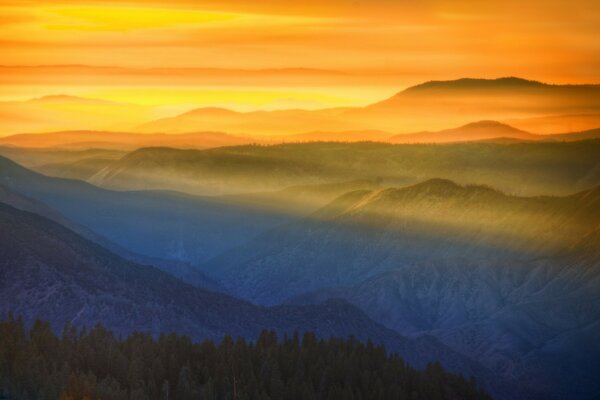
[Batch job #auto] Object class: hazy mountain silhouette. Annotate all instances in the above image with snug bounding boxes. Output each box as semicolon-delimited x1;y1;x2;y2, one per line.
389;120;540;143
0;130;253;150
86;140;600;196
136;78;600;135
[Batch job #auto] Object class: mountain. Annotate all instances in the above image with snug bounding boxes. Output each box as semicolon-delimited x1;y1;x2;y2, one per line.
0;183;222;292
0;146;124;168
0;155;391;268
202;179;600;305
289;254;600;400
136;107;357;136
87;140;600;197
0;201;507;396
0;155;297;266
200;179;600;400
350;77;600;132
135;78;600;135
389;121;540;143
0;130;254;150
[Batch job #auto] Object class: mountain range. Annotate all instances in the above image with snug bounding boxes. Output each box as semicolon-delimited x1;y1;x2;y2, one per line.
2;76;600;400
3;77;600;137
137;77;600;135
0;197;511;397
83;139;600;197
200;179;600;400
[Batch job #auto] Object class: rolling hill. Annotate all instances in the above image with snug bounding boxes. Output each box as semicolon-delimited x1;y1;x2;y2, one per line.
389;120;540;143
137;106;356;136
0;130;253;150
87;140;600;196
0;156;380;267
203;179;600;304
0;184;222;291
200;179;600;400
0;200;508;396
0;155;297;266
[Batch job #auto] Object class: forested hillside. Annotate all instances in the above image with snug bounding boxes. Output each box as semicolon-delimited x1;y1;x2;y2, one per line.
0;317;491;400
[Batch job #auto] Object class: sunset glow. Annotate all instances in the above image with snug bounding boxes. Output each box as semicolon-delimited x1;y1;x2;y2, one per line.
1;1;599;121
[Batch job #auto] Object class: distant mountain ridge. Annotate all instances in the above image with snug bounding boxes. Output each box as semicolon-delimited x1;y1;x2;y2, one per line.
0;130;253;150
3;76;600;140
389;120;540;143
83;139;600;197
133;77;600;135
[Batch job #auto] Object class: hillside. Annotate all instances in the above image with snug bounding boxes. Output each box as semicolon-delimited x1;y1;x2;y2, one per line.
87;140;600;196
200;179;600;400
0;202;500;390
0;155;297;266
0;318;491;400
389;121;540;143
203;179;600;304
137;107;356;136
0;156;381;266
0;130;253;150
0;184;222;291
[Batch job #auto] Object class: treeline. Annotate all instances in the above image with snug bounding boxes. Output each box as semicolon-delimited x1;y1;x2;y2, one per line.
0;316;491;400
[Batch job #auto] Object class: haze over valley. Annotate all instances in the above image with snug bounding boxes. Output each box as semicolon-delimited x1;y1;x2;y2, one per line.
1;1;600;399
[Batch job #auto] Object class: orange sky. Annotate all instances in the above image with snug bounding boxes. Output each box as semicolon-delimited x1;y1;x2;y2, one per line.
1;0;599;111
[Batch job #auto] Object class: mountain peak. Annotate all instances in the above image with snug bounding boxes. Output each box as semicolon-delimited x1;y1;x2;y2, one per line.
461;120;515;129
402;77;545;93
389;120;535;143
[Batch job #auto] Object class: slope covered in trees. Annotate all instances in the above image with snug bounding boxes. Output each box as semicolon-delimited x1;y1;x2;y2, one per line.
0;317;491;400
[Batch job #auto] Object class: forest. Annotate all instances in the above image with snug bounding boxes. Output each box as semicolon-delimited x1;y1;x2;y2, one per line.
0;316;491;400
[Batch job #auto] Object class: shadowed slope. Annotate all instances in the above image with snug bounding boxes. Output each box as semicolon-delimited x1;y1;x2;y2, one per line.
202;179;600;305
0;201;506;396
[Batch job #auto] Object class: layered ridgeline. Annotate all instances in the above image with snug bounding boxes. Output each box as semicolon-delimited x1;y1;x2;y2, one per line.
0;130;253;151
0;184;222;291
0;156;380;267
137;78;600;135
2;78;600;137
0;319;491;400
0;201;505;396
204;179;600;303
86;140;600;196
201;179;600;400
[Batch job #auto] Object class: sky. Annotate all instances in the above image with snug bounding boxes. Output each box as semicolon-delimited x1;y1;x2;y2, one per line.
1;0;599;111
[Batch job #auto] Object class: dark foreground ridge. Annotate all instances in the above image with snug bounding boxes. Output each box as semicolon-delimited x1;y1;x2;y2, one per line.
0;317;491;400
